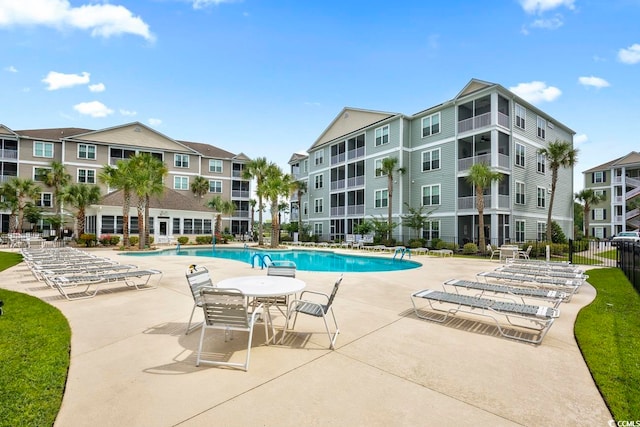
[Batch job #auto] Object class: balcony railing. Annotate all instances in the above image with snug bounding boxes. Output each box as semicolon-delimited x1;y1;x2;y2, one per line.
231;190;250;198
458;153;491;172
331;206;345;216
347;204;365;215
498;112;510;128
498;153;510;169
614;196;623;204
331;179;345;190
331;153;346;165
0;174;17;183
0;149;18;160
457;195;490;210
233;210;249;218
498;194;510;208
347;147;365;160
457;112;491;133
613;215;623;224
347;176;365;187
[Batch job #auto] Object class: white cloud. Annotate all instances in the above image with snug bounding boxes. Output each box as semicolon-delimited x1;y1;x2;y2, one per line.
148;118;162;126
530;15;564;30
88;82;105;92
618;43;640;64
578;76;610;89
42;71;90;90
73;101;113;117
509;81;562;104
4;65;17;72
192;0;242;9
0;0;154;41
574;134;588;146
519;0;575;14
119;109;137;117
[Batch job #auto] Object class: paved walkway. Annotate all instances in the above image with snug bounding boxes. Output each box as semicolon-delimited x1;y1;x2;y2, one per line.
2;247;612;426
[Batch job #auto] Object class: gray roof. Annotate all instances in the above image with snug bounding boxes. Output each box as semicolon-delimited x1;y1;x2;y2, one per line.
99;188;213;213
178;140;237;159
15;128;94;140
583;151;640;173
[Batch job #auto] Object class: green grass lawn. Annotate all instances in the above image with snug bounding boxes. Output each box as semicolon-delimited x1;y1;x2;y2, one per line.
575;268;640;420
0;252;71;427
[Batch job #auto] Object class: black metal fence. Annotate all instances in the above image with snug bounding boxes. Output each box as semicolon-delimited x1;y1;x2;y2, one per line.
567;239;617;268
617;241;640;293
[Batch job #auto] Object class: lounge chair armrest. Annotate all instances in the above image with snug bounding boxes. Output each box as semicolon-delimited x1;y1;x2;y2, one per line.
298;290;330;303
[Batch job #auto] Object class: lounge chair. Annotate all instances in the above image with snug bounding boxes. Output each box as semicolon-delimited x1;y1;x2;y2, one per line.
476;271;581;301
196;287;264;371
410;289;559;344
496;266;589;281
48;269;162;300
442;278;567;307
185;265;215;334
282;275;343;349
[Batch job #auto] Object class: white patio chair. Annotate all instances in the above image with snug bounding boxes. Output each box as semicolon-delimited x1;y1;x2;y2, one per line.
196;287;263;371
185;265;215;334
282;275;343;349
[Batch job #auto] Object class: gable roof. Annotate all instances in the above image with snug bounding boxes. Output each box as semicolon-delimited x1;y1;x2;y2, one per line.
583;151;640;173
14;127;93;140
178;140;237;159
0;125;19;137
98;188;213;212
289;152;308;164
308;107;399;150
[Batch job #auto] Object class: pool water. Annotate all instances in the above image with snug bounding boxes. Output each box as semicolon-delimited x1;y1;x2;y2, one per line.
124;247;421;273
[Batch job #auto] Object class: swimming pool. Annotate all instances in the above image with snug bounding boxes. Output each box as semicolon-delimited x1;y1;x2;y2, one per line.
123;247;421;273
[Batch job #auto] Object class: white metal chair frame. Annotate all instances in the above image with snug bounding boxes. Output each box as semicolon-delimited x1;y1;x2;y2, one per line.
282;275;343;349
185;265;215;335
196;287;264;371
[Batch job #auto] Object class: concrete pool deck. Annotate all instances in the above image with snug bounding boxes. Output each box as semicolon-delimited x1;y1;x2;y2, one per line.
2;246;612;426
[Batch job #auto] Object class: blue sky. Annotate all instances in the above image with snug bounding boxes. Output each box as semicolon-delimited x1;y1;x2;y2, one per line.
1;0;639;191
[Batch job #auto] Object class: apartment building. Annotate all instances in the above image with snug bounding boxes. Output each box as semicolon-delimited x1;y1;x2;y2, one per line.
0;122;251;239
582;151;640;238
289;79;575;246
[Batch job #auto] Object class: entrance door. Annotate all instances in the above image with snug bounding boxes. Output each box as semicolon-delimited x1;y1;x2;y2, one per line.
159;220;168;236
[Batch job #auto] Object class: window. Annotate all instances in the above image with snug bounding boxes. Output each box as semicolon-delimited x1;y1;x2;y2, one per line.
33;167;50;182
421;113;441;137
314;223;323;236
593;227;605;239
209;180;222;193
594;189;606;198
592;208;606;221
315;150;324;165
375;158;385;177
537;222;546;241
515;143;525;167
515;220;525;243
78;144;96;160
314;198;323;214
209;159;223;173
537;117;546;139
422;184;441;206
314;174;324;189
34;141;54;158
174;176;189;190
421;220;440;240
375;125;389;146
204;219;212;234
303;201;308;215
515;104;526;129
173;217;181;234
194;219;203;234
375;189;388;208
422;148;441;171
36;192;52;207
515;181;525;205
78;169;96;184
536;153;546;174
183;218;193;234
175;154;189;168
303;159;309;173
537;187;546;208
593;171;605;183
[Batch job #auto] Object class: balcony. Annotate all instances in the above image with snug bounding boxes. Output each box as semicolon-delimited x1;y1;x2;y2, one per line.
458;153;491;172
0;149;18;160
233;210;250;218
0;174;17;183
331;153;346;165
331;206;345;216
457;195;490;210
497;112;510;128
347;176;365;187
347;147;365;160
347;204;365;215
458;112;491;133
232;190;250;198
331;179;345;191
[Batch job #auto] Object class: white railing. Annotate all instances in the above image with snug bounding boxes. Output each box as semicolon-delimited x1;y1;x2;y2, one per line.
347;176;365;187
458;195;490;210
347;204;365;215
626;186;640;199
613;176;623;184
231;190;250;198
498;195;510;208
457;112;491;133
613;215;623;224
498;153;510;169
0;175;16;183
331;179;345;190
627;176;640;187
331;153;346;164
347;147;365;160
0;149;18;159
458;153;492;172
331;206;345;216
497;112;510;128
614;196;623;204
626;208;639;220
233;211;249;218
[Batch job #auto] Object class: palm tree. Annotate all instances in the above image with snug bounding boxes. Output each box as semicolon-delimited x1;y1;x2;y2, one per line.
41;161;71;235
290;179;307;235
376;157;406;241
190;176;209;199
574;189;605;239
60;184;102;238
242;157;269;246
99;160;136;248
248;198;257;240
261;163;292;248
466;163;503;254
538;140;578;241
207;195;236;237
130;153;168;249
2;177;41;233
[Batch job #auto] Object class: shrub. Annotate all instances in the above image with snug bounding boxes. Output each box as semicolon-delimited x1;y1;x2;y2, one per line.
129;236;139;246
408;238;425;248
177;236;189;245
109;235;120;246
195;235;213;245
429;238;442;249
77;233;97;247
435;240;457;251
99;234;112;246
462;242;478;255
